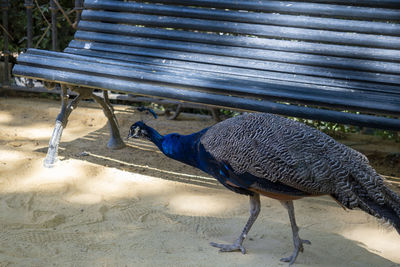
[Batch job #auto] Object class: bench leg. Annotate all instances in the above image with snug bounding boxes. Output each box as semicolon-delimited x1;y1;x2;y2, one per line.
44;85;85;168
91;91;125;150
210;108;221;122
167;104;182;120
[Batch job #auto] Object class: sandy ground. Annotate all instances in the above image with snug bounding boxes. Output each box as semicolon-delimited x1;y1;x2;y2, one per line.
0;96;399;267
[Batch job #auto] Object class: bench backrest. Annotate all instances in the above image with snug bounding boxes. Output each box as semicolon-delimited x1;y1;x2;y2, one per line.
67;0;400;116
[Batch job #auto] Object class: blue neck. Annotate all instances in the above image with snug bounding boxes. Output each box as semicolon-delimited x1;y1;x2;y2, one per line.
146;126;165;151
143;124;208;168
161;131;205;167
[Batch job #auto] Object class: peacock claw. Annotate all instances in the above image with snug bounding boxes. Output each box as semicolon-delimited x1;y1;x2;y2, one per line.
210;241;246;254
280;239;311;265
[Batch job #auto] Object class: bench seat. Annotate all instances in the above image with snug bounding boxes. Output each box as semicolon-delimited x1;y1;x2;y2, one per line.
15;47;400;130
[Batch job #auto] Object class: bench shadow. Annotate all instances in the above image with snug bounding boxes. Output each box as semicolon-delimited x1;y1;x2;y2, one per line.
34;108;400;193
34;114;222;190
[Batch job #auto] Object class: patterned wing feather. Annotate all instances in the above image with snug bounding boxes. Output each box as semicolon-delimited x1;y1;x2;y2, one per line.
200;113;367;194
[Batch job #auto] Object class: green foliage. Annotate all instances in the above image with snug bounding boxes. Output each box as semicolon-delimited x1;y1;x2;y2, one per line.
4;0;75;55
291;117;400;142
291;117;353;139
373;129;400;142
218;109;241;117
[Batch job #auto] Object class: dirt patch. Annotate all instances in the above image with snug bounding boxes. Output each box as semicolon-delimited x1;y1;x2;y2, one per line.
0;96;399;267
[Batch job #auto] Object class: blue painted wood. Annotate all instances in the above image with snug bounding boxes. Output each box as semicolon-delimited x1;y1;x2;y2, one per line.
77;21;400;62
15;50;400;116
65;42;400;76
81;10;400;49
40;46;400;96
12;63;400;130
84;0;400;20
64;44;400;93
83;0;400;35
72;32;400;87
300;0;399;7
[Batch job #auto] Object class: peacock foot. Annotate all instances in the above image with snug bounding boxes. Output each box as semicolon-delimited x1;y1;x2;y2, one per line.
280;238;311;266
210;241;246;254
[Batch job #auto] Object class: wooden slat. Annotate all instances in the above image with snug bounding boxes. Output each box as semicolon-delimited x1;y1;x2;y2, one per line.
117;0;400;20
73;31;400;87
75;22;400;74
16;51;400;115
83;0;400;35
81;10;400;49
295;0;400;8
77;21;400;62
13;63;400;131
66;41;400;95
62;47;400;106
65;45;400;98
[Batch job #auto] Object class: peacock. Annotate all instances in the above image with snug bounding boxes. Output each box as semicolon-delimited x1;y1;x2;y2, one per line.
127;113;400;265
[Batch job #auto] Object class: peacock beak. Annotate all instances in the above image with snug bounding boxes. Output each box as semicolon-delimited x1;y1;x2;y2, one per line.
127;125;141;139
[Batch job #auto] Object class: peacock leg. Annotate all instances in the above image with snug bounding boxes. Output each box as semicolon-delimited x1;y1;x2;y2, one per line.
210;193;260;254
280;200;311;266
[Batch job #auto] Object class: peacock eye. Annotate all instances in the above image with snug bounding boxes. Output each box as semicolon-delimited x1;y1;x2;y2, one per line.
141;129;149;137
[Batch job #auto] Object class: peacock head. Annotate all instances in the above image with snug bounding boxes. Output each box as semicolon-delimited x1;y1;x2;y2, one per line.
127;121;151;140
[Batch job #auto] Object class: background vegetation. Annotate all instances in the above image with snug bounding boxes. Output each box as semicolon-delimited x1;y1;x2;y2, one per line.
4;0;75;56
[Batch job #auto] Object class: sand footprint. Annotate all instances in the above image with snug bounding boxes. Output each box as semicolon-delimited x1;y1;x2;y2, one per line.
4;192;35;211
16;230;86;244
31;210;66;228
166;214;226;238
118;205;177;228
118;206;153;224
115;202;226;236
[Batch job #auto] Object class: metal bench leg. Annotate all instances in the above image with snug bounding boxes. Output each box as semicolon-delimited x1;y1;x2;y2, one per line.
44;85;85;168
167;104;182;120
210;108;221;122
103;89;114;112
91;91;125;150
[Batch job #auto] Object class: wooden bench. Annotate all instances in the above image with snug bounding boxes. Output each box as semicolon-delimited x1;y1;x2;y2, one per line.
12;0;400;167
